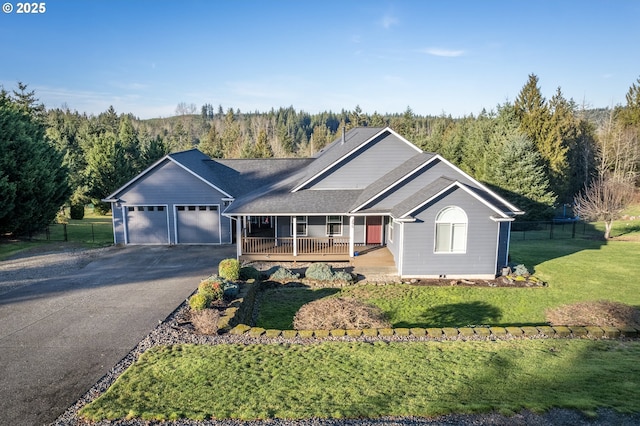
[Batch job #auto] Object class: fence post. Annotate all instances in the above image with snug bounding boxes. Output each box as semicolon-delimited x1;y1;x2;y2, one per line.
63;224;68;242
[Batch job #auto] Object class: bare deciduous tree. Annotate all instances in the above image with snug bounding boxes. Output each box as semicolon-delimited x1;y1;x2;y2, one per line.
574;175;636;239
598;109;639;184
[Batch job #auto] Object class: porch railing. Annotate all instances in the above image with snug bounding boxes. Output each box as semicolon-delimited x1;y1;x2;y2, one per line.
242;237;349;255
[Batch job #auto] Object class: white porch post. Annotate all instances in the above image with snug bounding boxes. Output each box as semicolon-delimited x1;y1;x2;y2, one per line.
274;216;279;246
292;216;297;257
236;216;242;258
349;216;355;257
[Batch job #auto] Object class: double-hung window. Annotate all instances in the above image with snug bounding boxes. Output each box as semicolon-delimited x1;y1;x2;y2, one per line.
435;206;467;253
326;215;342;236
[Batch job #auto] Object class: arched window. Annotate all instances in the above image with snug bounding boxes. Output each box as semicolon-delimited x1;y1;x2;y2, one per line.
435;206;467;253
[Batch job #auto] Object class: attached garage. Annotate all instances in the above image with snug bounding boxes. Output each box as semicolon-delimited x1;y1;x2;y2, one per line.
125;205;170;244
175;205;221;244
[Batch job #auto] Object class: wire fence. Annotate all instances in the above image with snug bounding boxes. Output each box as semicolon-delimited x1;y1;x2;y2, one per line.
22;220;600;244
22;222;113;244
510;220;601;241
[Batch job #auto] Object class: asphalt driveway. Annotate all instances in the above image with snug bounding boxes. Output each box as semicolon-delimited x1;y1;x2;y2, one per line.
0;244;236;426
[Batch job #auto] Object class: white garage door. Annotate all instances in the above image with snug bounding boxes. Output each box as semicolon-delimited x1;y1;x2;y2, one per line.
176;205;221;244
125;205;170;244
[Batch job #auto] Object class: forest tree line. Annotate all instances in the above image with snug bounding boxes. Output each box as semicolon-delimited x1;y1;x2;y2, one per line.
1;74;639;236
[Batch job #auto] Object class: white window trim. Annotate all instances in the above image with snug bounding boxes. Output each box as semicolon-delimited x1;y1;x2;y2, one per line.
434;206;468;254
326;215;343;236
388;219;394;243
291;216;308;237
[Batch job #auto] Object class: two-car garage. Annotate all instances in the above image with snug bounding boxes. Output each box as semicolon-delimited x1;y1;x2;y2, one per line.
124;204;222;244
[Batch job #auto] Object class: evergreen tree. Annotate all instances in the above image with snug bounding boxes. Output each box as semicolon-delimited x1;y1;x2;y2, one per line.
140;135;167;169
254;129;273;158
616;76;640;127
514;74;585;201
487;134;557;220
514;74;549;144
118;115;142;172
369;111;387;127
84;131;135;213
199;125;224;158
221;109;242;157
46;108;88;205
0;88;70;234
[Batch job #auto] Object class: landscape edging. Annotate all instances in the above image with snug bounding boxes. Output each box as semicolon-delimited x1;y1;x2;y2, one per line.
228;323;640;341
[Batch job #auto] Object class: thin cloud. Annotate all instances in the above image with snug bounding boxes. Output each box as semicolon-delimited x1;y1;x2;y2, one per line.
423;48;465;57
380;14;398;29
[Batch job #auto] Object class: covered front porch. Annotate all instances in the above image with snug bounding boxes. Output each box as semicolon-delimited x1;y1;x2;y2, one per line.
233;214;387;262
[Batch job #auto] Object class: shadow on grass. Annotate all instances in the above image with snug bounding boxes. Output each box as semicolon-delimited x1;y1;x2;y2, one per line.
509;228;606;275
393;301;502;328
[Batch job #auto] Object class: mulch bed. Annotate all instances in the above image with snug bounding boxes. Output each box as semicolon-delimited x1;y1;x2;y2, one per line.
409;276;547;288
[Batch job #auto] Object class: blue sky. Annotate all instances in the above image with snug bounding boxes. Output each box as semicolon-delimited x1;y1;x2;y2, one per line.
1;0;638;119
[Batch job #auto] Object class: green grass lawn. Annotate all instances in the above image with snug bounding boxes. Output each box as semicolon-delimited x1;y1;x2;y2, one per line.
256;234;640;329
79;222;640;422
0;209;113;260
80;340;640;422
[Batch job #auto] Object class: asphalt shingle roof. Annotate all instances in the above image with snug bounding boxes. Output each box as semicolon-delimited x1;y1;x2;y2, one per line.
111;128;522;218
350;151;436;211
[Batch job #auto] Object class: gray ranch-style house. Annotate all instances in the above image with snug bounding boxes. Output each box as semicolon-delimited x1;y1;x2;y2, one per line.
104;127;523;279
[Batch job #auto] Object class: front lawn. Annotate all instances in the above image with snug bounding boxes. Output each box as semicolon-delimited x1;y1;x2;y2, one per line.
80;340;640;421
257;238;640;329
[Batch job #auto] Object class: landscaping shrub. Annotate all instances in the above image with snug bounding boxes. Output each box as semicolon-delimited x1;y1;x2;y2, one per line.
546;300;640;328
239;266;261;281
293;297;391;330
188;293;210;311
305;262;354;282
512;264;530;276
223;281;240;299
219;258;240;281
70;203;85;220
266;266;300;282
198;277;224;301
190;308;220;334
332;270;354;282
305;263;334;281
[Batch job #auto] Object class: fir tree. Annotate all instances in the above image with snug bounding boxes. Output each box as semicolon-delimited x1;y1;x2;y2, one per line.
0;88;70;234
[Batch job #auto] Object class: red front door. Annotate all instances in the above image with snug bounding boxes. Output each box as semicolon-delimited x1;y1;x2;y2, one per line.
366;216;383;245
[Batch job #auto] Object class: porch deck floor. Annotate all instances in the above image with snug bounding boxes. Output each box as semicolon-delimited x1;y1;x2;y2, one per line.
240;245;399;278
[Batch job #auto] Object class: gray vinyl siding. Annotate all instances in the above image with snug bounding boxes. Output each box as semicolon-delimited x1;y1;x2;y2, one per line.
366;158;478;210
308;134;418;190
386;218;401;266
400;186;500;277
353;216;365;245
272;216;365;244
112;160;231;244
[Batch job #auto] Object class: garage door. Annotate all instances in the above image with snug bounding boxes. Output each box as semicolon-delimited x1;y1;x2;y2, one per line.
176;205;221;244
125;205;170;244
